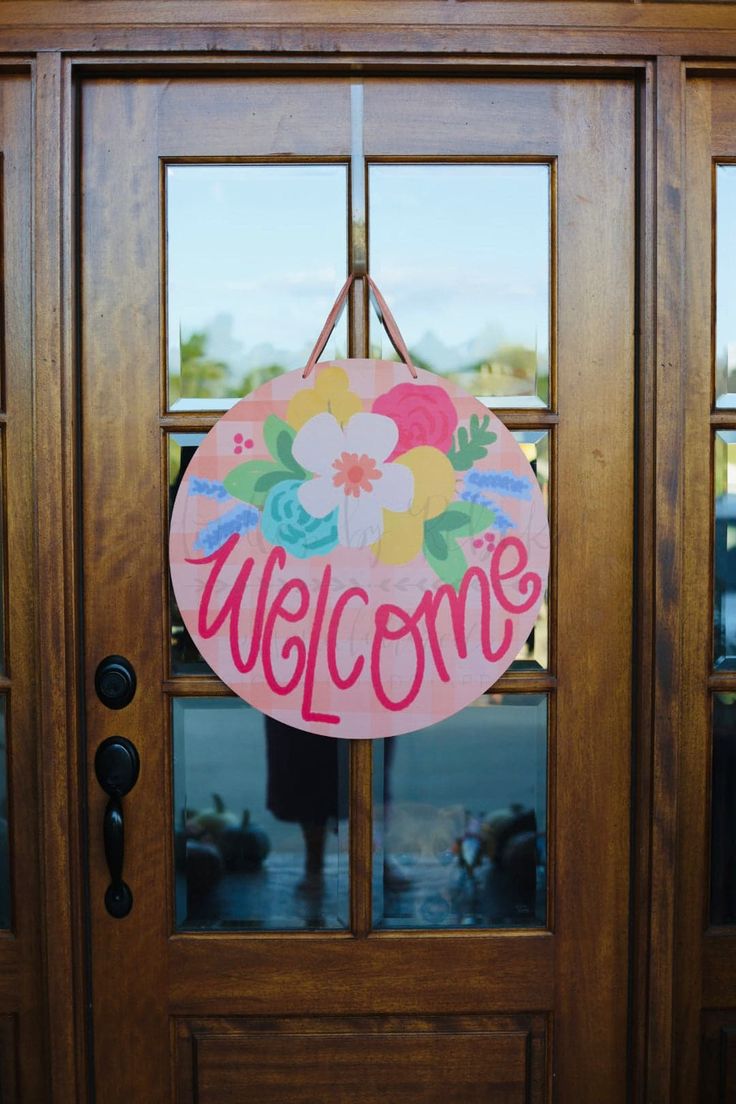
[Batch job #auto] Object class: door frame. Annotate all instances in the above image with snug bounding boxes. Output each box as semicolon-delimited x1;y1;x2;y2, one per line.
77;71;635;1104
17;14;717;1098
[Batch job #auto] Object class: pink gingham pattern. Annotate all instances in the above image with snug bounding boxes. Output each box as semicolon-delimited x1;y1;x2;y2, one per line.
170;361;549;739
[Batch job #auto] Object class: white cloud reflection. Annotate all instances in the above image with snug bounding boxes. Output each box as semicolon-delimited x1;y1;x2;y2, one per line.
166;161;550;403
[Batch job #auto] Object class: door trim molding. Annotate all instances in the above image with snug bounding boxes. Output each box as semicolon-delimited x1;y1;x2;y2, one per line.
29;47;698;1103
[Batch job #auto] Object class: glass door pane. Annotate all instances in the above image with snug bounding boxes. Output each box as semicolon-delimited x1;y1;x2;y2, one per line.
167;164;348;410
368;164;551;407
173;698;349;931
373;694;547;930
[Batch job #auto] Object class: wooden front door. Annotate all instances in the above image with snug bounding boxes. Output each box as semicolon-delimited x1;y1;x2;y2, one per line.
80;75;634;1102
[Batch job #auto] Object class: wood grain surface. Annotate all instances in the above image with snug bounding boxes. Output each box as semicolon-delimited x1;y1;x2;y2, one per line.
9;6;734;1102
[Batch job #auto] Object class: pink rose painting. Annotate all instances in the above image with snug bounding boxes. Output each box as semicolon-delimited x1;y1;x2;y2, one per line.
372;382;458;461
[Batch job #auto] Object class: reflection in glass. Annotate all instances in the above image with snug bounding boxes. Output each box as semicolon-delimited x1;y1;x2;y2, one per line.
369;164;550;407
711;694;736;923
714;431;736;668
512;431;550;670
166;165;348;411
716;166;736;407
373;694;547;929
169;434;210;675
0;699;9;928
173;699;349;931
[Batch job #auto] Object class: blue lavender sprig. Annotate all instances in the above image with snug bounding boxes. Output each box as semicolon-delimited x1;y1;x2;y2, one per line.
193;503;260;554
189;477;232;502
459;489;515;534
464;468;533;500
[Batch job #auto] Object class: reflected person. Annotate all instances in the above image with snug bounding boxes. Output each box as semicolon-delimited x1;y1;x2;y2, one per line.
264;717;406;893
265;715;348;893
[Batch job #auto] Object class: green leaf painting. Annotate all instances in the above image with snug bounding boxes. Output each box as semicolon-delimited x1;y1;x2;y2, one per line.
223;460;295;508
425;500;495;541
423;524;450;561
224;417;306;507
422;534;469;589
422;500;495;588
447;413;497;471
263;415;304;476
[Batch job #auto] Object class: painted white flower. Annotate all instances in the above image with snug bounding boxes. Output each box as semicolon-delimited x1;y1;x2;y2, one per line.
293;411;414;549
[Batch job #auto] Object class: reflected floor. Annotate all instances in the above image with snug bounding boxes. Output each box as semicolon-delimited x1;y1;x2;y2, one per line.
177;850;544;932
179;851;346;932
381;854;545;930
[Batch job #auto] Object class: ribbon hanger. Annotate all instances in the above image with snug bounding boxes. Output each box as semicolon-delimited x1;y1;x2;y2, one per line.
302;273;418;380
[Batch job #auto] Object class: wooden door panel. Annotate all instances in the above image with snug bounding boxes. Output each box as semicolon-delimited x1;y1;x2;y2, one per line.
701;1013;736;1104
80;76;634;1102
196;1032;528;1104
364;81;564;156
167;933;553;1012
156;79;352;156
174;1016;546;1104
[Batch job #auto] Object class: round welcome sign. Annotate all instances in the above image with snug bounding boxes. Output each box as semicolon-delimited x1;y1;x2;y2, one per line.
170;361;549;739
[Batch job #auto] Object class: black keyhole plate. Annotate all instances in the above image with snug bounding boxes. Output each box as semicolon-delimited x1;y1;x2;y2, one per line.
95;736;140;798
94;655;137;710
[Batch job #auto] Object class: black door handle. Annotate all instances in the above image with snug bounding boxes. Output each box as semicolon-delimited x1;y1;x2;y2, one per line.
94;736;140;918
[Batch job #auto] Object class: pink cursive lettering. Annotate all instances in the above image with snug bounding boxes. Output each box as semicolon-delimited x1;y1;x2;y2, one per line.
186;534;543;726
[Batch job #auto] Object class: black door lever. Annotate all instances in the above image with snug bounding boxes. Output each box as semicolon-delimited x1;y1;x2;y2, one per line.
94;736;140;918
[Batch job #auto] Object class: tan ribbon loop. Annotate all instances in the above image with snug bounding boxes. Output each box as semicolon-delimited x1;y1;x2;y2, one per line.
302;274;418;380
